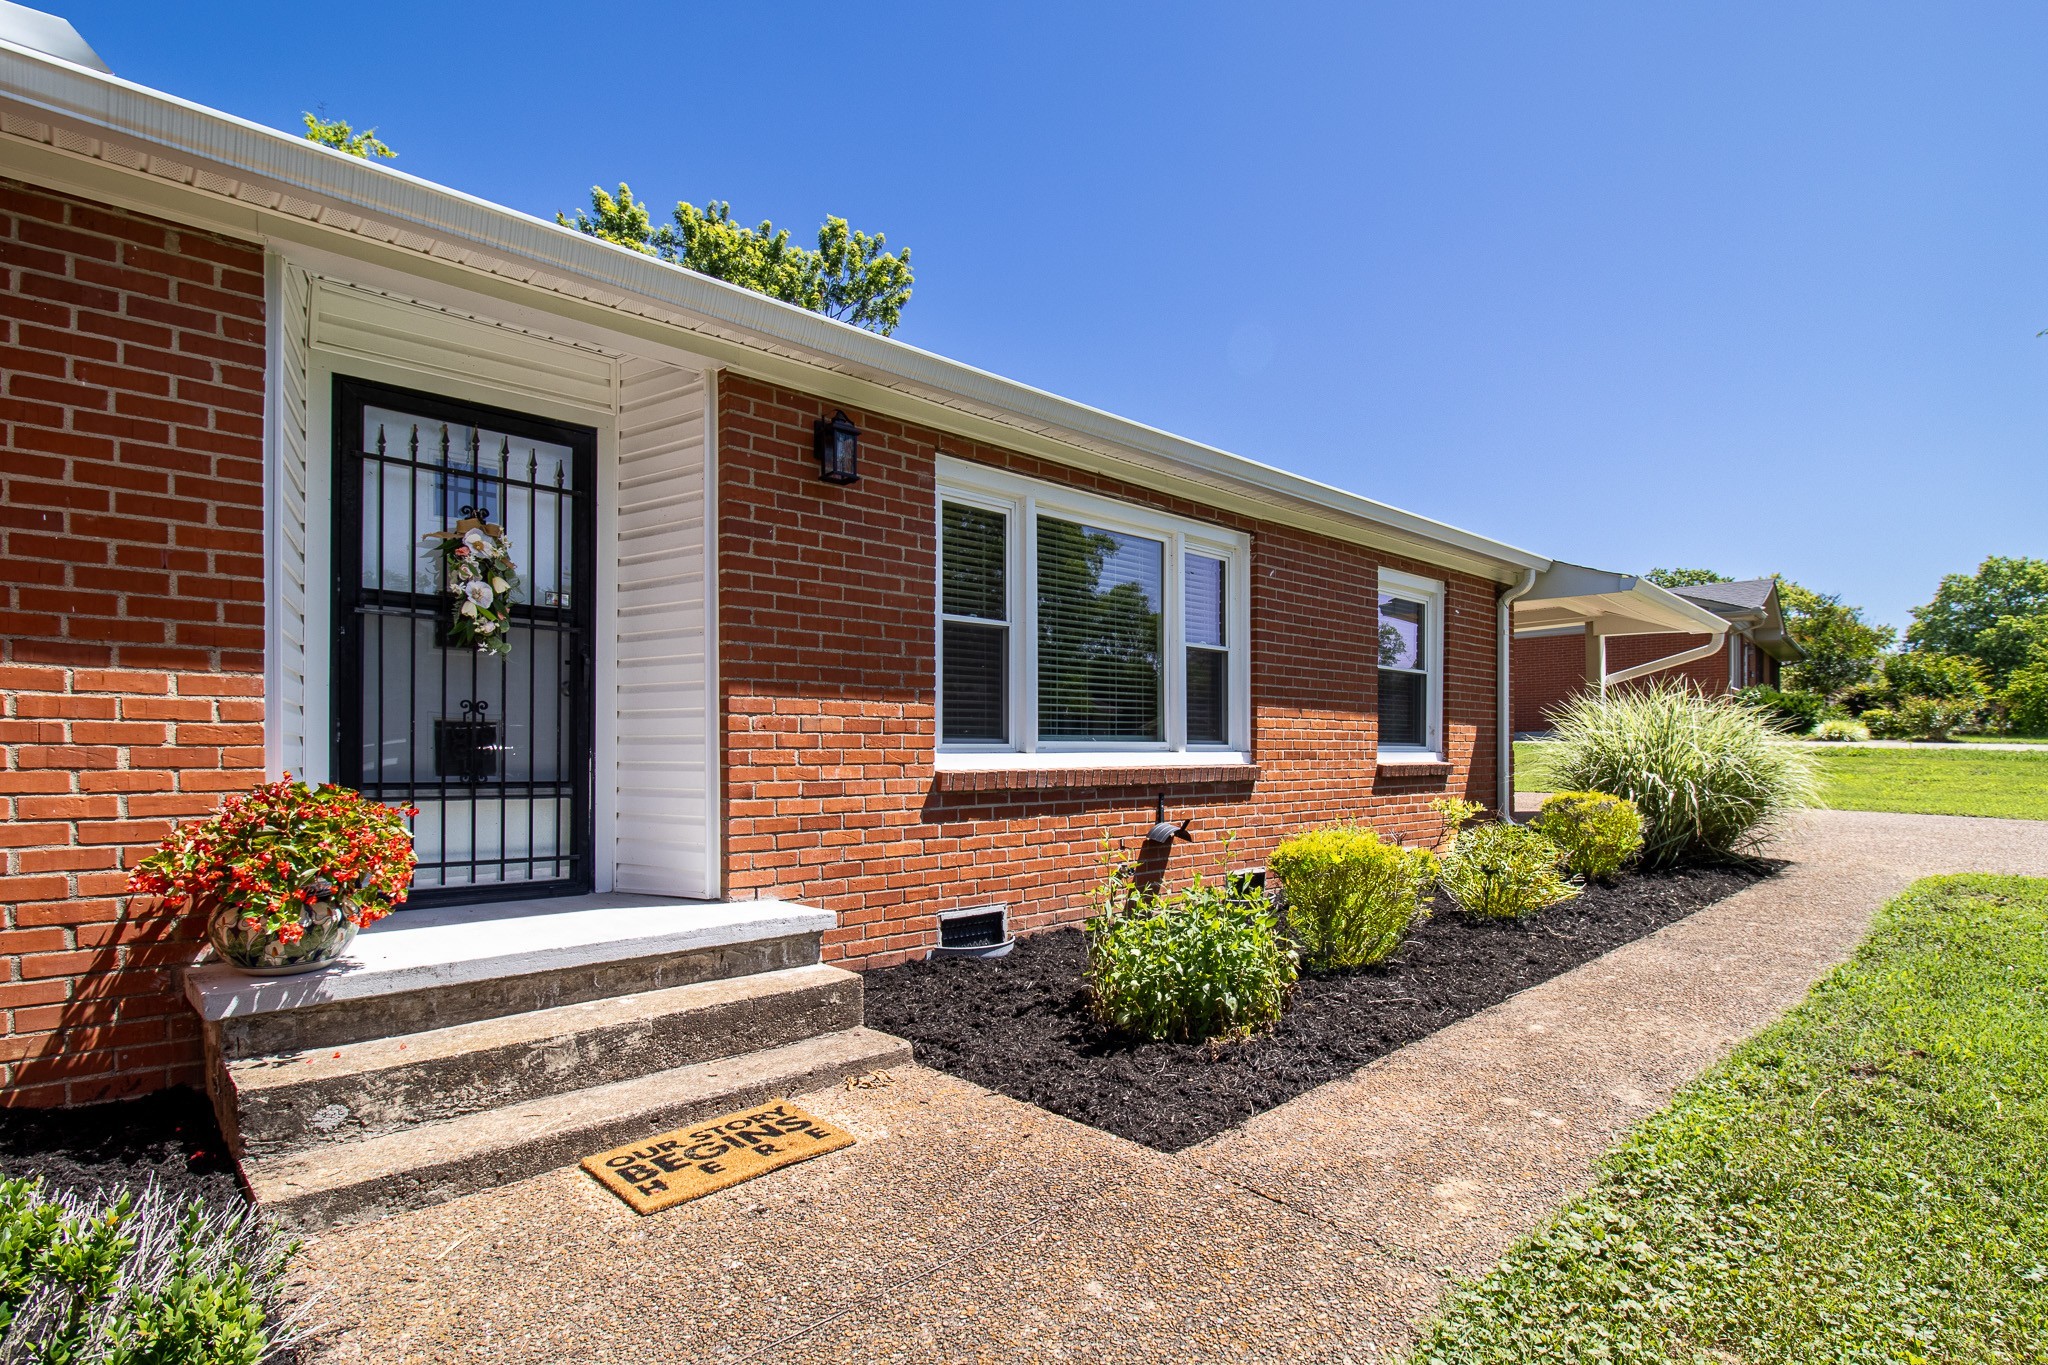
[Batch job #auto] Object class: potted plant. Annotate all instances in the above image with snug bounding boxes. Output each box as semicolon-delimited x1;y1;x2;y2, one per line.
129;778;418;975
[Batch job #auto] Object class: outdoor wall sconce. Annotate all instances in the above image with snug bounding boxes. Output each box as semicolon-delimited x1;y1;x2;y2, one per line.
1145;794;1195;845
813;409;861;484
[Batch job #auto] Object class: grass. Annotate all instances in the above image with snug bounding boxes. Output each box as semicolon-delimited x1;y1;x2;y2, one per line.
1811;745;2048;821
1513;739;1561;793
1956;733;2048;745
1413;874;2048;1364
1522;739;2048;822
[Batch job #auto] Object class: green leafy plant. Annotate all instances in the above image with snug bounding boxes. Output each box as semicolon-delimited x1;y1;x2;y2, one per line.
0;1179;300;1363
561;184;914;334
1905;554;2048;686
1731;685;1827;736
1999;660;2048;736
1268;824;1438;970
1084;870;1296;1042
129;778;418;943
1811;717;1870;742
1546;683;1820;867
300;113;395;160
1530;791;1644;881
1438;821;1581;919
1428;796;1485;849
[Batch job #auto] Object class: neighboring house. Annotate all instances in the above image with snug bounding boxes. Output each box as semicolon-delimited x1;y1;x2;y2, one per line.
1512;576;1803;733
0;11;1725;1218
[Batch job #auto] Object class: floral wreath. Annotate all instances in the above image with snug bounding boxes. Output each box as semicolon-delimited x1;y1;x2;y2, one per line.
425;514;520;657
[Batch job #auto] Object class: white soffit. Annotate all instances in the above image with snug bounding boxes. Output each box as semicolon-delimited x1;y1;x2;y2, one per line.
310;279;619;414
1511;562;1731;637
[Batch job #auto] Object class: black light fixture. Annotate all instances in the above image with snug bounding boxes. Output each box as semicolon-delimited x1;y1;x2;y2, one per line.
813;409;860;484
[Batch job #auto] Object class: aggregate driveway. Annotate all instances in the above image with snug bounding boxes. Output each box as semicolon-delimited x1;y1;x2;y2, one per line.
298;810;2048;1364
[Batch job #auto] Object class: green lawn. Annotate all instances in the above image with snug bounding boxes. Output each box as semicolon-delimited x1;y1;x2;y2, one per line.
1811;745;2048;821
1956;733;2048;745
1414;874;2048;1364
1518;739;2048;821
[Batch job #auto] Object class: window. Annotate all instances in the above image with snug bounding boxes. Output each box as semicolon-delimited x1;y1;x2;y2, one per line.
936;459;1249;757
1376;569;1443;757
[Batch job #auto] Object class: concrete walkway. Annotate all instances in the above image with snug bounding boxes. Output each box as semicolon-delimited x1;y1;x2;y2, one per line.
296;811;2048;1364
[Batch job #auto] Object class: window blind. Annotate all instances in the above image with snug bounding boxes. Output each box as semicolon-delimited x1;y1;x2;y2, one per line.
1186;553;1228;745
1377;593;1428;748
941;502;1008;743
1037;516;1163;742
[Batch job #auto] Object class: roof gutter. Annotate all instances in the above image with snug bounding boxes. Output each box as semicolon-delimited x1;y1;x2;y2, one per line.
0;38;1549;577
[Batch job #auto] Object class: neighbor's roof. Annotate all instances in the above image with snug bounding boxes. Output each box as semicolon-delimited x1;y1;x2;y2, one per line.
0;25;1562;581
1669;578;1804;662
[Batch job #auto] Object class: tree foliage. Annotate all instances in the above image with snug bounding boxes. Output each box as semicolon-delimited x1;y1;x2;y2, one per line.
1906;555;2048;685
1646;567;1731;589
560;184;913;335
301;113;395;160
1774;577;1895;699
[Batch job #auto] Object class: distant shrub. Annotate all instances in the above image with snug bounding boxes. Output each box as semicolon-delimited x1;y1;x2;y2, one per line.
1547;683;1820;867
1865;696;1979;742
1881;651;1989;704
1085;876;1296;1041
1531;791;1644;881
1269;824;1439;969
1732;686;1827;736
1811;717;1870;742
1439;822;1580;920
0;1177;301;1363
1998;663;2048;737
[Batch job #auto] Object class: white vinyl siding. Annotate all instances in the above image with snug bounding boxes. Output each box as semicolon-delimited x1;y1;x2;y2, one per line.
611;358;715;898
265;258;313;779
935;457;1251;759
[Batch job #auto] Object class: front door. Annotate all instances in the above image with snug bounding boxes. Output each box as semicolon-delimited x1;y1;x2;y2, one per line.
333;377;598;905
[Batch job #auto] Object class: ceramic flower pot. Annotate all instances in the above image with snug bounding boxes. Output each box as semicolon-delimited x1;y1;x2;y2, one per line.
205;897;359;976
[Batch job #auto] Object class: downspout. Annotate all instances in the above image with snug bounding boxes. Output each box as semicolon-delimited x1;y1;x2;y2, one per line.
1601;629;1729;688
1497;569;1539;822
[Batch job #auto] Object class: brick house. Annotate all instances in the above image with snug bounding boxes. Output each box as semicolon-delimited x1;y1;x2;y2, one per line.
1511;576;1802;734
0;13;1728;1218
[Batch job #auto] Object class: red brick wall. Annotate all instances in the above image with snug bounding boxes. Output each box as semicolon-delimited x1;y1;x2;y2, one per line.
1512;628;1747;734
718;376;1501;967
0;180;265;1105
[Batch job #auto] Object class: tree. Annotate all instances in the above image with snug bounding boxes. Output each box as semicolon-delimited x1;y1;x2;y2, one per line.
1646;567;1731;589
1773;578;1895;699
560;184;913;335
1905;556;2048;685
302;113;395;160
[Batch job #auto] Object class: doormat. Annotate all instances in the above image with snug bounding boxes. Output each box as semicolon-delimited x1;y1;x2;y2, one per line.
581;1099;853;1215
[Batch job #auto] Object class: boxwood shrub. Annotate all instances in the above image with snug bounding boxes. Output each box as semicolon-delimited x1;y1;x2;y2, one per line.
1530;791;1644;881
1268;824;1439;970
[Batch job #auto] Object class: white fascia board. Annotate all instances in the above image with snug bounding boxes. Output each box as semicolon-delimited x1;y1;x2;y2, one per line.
0;40;1549;581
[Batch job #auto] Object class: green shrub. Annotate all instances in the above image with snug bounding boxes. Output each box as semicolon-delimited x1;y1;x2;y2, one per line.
1998;662;2048;737
1268;824;1438;969
1439;822;1580;919
1085;876;1296;1041
0;1177;300;1363
1811;717;1870;742
1865;695;1978;741
1731;685;1827;736
1530;791;1644;880
1547;683;1820;867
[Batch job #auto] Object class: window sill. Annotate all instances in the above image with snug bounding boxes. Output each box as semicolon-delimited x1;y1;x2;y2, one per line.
933;753;1259;792
1375;753;1453;777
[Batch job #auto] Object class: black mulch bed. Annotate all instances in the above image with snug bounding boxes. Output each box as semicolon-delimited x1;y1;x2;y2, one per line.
865;863;1777;1153
0;1086;246;1211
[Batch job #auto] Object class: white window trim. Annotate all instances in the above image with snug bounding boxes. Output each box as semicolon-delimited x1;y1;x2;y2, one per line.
1376;566;1445;762
935;455;1251;763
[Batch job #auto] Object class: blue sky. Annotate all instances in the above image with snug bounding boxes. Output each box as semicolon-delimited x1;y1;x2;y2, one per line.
65;1;2048;632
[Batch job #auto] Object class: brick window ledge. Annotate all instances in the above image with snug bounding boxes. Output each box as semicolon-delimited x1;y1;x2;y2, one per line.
934;761;1261;793
1375;758;1454;778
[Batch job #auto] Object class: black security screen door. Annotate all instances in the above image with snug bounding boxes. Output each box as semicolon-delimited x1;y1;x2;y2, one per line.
333;377;597;905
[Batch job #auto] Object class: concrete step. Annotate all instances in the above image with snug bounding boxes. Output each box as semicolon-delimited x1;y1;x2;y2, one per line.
220;964;866;1158
244;1026;909;1229
185;894;833;1057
